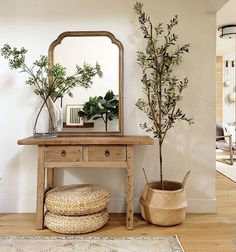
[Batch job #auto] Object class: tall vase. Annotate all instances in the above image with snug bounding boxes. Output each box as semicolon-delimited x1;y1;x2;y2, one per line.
54;100;63;132
33;96;57;138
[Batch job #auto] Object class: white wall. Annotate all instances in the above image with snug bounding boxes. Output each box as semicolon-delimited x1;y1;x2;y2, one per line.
0;0;216;213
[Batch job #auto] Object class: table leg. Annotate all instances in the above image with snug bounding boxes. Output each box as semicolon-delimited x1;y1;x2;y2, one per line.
36;146;45;230
126;145;134;230
47;168;54;189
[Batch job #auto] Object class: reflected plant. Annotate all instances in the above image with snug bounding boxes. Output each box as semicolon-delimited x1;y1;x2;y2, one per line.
78;90;119;131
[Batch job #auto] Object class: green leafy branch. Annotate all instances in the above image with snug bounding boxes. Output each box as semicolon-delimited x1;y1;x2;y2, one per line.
1;44;103;102
78;90;119;131
134;2;193;188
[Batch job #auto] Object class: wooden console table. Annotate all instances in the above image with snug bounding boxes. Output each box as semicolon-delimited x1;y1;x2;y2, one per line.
18;136;154;230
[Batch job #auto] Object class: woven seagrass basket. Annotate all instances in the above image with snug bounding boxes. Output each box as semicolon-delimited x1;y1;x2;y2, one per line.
45;209;109;234
45;184;110;216
140;180;187;226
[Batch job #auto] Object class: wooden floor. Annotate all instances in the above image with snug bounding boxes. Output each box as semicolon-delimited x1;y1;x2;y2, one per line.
0;172;236;251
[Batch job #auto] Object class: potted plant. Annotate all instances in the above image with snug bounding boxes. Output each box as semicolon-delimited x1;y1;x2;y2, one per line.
1;44;102;137
78;90;119;131
134;2;193;226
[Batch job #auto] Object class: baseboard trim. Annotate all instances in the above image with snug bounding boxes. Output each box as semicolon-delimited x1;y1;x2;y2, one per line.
0;197;217;214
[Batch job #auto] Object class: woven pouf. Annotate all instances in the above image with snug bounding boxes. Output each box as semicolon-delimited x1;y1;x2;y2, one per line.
45;209;109;234
45;184;110;216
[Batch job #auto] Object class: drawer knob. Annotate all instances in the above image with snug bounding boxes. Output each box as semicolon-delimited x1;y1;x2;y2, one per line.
104;149;110;157
61;150;67;157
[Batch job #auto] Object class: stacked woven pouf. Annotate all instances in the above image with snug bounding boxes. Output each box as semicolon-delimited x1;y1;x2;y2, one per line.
44;184;110;234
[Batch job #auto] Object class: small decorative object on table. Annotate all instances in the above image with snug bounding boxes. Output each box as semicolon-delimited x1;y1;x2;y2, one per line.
1;44;102;137
44;184;110;234
134;2;193;226
66;104;84;126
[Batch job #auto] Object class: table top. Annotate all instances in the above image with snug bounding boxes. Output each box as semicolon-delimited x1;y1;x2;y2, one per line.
17;135;154;146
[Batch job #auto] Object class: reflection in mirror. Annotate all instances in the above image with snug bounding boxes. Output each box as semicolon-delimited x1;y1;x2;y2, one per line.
50;33;123;134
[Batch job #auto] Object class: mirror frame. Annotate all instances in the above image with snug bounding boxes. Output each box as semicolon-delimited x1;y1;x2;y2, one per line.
48;31;124;136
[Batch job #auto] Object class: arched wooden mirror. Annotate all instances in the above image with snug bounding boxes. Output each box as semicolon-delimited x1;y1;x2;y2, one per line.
48;31;124;136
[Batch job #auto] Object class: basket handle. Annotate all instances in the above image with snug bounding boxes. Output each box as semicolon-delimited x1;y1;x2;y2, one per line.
182;170;190;188
142;168;149;184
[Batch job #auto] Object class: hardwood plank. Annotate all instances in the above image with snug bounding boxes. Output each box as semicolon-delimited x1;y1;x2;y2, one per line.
1;173;236;251
17;136;154;146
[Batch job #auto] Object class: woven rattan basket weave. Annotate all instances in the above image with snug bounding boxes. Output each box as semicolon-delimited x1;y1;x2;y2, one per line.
45;184;110;215
45;209;109;234
140;180;187;226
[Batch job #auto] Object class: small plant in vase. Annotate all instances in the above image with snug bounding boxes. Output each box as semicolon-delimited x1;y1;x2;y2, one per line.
78;90;119;131
1;44;102;137
134;2;193;226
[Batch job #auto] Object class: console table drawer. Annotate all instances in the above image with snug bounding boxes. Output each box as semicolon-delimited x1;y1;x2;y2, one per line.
87;146;126;161
45;146;82;162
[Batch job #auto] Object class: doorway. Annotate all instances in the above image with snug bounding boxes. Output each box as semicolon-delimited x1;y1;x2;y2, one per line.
216;0;236;178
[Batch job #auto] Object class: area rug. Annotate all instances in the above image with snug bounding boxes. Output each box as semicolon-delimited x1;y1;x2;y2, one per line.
216;161;236;182
0;236;184;252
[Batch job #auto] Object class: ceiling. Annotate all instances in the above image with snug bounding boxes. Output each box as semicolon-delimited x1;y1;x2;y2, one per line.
206;0;229;12
217;0;236;56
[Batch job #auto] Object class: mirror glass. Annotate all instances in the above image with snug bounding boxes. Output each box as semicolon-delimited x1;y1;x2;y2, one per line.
49;32;123;135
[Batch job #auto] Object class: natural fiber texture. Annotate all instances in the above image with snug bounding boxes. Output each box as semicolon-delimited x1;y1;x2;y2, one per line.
140;181;187;226
44;209;109;234
45;184;110;215
0;236;184;252
147;181;183;191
